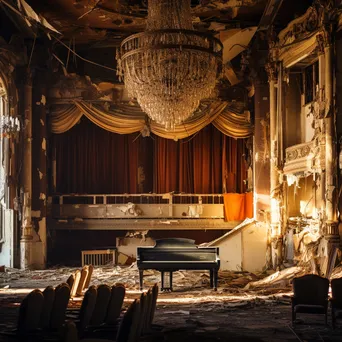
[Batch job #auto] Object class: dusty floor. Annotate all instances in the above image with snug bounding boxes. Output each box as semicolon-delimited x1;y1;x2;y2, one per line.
0;265;342;341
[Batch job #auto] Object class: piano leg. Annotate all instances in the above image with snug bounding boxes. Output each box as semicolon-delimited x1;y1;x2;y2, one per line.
139;269;144;291
214;269;218;291
210;269;214;288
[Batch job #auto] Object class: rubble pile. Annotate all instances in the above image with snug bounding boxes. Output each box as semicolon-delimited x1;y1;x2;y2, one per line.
0;263;328;302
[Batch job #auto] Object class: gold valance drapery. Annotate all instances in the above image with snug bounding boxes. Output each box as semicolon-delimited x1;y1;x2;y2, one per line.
49;100;253;140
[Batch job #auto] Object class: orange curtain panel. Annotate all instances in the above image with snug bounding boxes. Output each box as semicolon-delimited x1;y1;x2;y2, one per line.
223;192;254;221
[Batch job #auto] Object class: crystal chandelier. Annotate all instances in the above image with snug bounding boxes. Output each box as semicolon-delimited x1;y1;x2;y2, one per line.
116;0;223;129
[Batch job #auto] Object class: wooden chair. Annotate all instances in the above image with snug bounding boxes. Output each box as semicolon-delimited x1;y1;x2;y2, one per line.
331;277;342;328
17;289;45;333
136;292;148;338
84;264;94;289
149;283;159;328
77;285;98;333
50;283;71;331
77;266;89;296
105;284;126;325
0;289;44;339
66;274;75;291
40;286;55;330
71;270;81;298
89;284;111;326
63;299;141;342
291;274;329;325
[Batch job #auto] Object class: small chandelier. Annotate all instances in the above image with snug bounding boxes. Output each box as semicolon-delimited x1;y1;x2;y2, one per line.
116;0;223;129
0;116;20;138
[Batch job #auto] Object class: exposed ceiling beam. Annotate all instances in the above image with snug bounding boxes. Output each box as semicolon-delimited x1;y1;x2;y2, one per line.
257;0;284;31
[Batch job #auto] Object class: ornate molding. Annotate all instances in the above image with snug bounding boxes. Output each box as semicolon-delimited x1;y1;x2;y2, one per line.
284;137;326;175
265;61;278;82
278;6;321;48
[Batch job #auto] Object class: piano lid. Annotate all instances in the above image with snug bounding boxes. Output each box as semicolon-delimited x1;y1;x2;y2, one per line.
154;238;196;248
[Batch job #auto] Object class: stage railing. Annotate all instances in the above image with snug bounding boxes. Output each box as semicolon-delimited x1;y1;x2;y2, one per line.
52;193;224;205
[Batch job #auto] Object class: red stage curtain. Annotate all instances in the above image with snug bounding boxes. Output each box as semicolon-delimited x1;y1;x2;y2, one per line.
54;117;146;194
54;117;247;194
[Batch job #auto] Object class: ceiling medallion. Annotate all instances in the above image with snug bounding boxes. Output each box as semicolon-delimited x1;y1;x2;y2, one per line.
116;0;223;130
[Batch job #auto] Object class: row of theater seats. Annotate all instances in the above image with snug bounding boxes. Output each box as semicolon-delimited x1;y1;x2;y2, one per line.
292;274;342;328
0;263;159;341
63;283;159;342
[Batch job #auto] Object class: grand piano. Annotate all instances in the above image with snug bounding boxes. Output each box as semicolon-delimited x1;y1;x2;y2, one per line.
137;238;220;291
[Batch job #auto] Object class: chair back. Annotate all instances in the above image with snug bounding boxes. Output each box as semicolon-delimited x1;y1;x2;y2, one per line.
17;289;44;332
78;285;97;331
77;265;89;296
149;283;159;326
66;274;75;290
105;284;126;324
293;274;329;305
70;270;81;298
62;320;79;342
90;284;111;326
40;286;55;329
331;277;342;302
136;292;148;338
143;289;152;334
84;264;94;289
50;283;70;330
116;299;141;342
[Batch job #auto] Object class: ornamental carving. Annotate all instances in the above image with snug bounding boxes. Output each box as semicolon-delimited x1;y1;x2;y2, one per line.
265;61;277;82
286;142;313;162
300;145;311;157
278;7;320;47
287;149;298;162
284;140;326;174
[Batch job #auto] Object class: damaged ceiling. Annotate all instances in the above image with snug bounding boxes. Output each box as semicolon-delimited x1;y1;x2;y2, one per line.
22;0;268;44
0;0;315;108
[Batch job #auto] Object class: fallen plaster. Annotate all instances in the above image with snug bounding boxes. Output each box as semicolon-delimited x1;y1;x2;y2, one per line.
41;138;46;151
37;168;43;179
40;95;46;106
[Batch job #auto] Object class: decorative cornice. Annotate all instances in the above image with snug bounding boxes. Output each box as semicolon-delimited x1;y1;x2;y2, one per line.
278;6;321;48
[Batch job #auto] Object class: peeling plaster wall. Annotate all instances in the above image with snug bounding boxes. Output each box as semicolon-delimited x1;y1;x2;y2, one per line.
48;229;225;266
0;210;14;267
116;236;155;259
242;223;267;272
253;81;270;221
218;233;242;271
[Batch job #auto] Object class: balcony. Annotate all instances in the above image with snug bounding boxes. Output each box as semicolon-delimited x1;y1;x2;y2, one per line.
284;139;325;175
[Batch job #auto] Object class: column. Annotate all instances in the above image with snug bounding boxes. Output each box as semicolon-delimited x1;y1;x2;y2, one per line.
267;61;282;268
254;78;272;268
20;71;33;269
322;43;339;277
31;70;47;269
